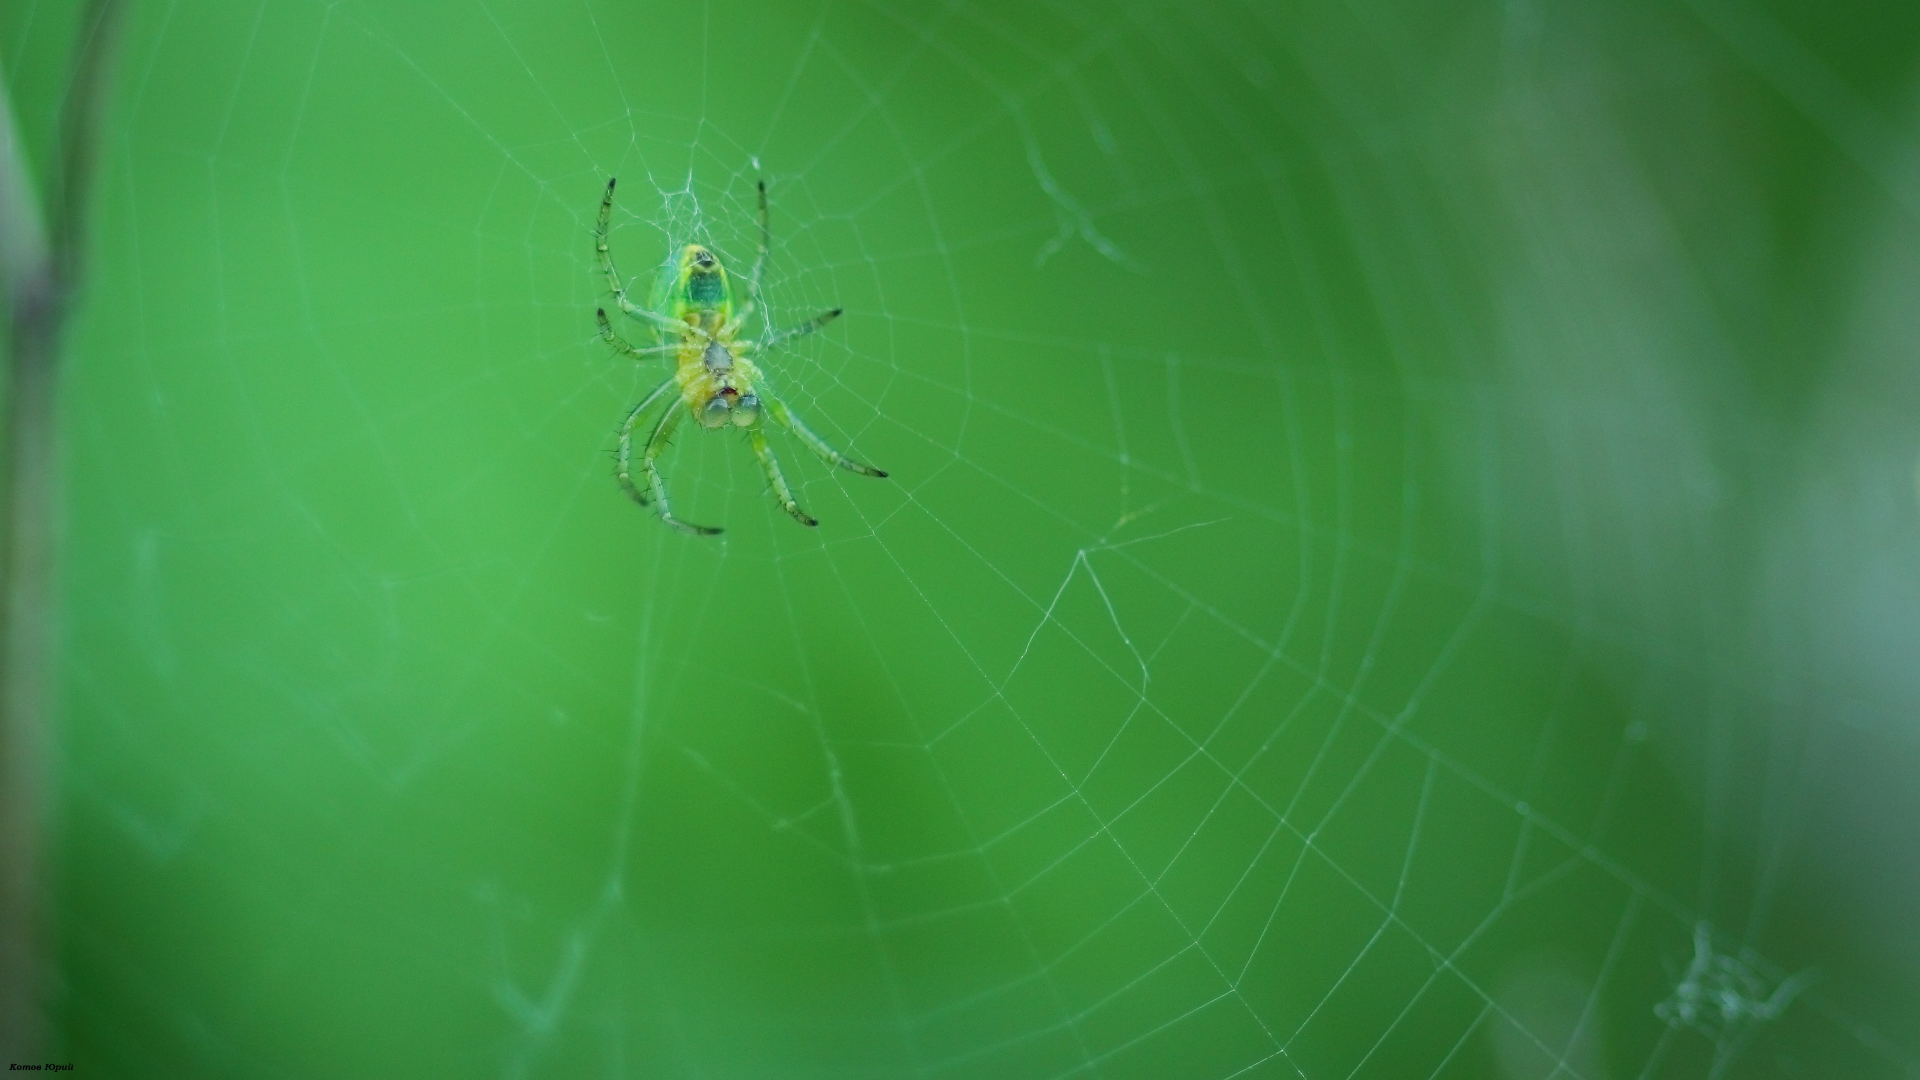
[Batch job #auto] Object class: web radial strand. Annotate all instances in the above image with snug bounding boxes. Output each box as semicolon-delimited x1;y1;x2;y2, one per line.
58;3;1919;1079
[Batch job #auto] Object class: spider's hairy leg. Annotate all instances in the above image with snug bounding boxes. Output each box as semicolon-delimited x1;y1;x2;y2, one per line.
618;380;722;536
641;409;723;536
594;178;639;315
752;180;770;293
733;179;771;330
750;429;817;527
615;376;676;501
597;177;707;339
762;307;843;352
598;309;679;360
767;394;888;478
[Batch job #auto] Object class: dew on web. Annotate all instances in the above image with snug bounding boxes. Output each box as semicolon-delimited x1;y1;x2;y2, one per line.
1655;922;1810;1039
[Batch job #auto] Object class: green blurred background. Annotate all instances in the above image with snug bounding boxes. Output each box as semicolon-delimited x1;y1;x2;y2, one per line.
5;0;1919;1076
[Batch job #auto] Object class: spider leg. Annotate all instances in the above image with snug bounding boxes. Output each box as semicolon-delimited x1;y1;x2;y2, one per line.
615;376;676;500
766;393;888;478
760;307;842;353
750;429;816;527
724;181;773;338
598;309;680;360
597;177;708;340
618;382;722;536
751;180;770;296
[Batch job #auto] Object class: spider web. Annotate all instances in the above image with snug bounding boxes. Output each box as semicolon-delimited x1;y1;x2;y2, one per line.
23;0;1920;1076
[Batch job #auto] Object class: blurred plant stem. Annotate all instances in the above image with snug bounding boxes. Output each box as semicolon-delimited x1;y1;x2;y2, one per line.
0;0;128;1057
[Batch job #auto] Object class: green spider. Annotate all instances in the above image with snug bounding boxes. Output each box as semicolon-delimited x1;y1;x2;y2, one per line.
595;176;887;536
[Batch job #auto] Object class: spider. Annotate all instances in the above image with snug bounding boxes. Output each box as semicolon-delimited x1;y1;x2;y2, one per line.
595;176;887;536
